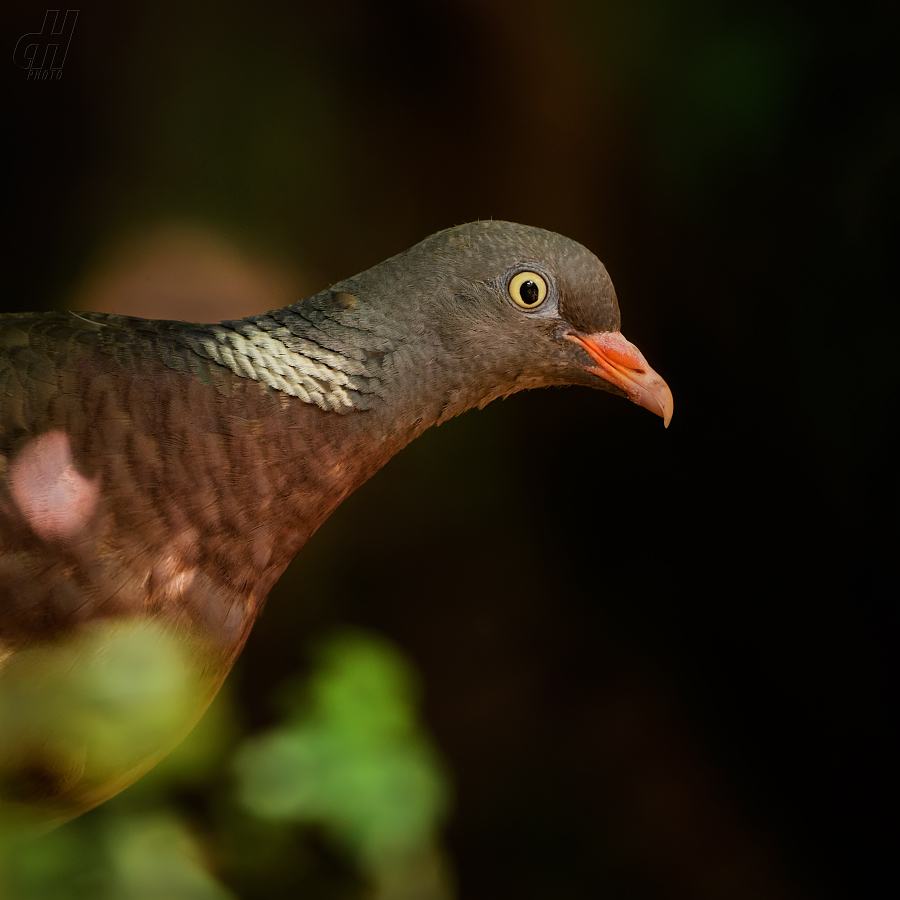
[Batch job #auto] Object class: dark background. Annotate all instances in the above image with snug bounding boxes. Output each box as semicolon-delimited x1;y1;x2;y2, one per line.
4;1;897;897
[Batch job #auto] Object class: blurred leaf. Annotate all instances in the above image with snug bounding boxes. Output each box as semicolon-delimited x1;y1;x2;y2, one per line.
0;620;214;838
235;631;453;896
2;810;233;900
101;813;233;900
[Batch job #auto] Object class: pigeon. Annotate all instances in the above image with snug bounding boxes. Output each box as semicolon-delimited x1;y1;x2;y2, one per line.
0;220;672;833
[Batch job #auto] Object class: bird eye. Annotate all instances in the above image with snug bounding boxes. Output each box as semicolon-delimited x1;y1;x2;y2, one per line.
508;271;548;309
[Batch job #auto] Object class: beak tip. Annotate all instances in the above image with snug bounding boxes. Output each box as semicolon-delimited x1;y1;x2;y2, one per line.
662;396;674;429
646;380;674;429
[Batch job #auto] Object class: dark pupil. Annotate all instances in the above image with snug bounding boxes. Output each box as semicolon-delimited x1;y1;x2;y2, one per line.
519;280;539;306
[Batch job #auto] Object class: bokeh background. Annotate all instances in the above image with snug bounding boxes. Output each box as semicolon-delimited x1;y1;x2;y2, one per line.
3;0;897;897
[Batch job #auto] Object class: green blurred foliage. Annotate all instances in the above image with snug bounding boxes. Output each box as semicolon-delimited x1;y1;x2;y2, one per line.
0;630;453;900
0;620;210;840
235;633;452;898
0;619;236;898
4;812;233;900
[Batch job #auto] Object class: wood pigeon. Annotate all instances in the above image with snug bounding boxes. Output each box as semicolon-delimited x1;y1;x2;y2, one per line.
0;220;672;832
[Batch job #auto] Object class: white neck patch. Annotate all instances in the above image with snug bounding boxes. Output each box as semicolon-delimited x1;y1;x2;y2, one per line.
178;321;379;412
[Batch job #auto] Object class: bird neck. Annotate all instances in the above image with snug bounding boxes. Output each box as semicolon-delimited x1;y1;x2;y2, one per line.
135;307;468;605
161;288;515;455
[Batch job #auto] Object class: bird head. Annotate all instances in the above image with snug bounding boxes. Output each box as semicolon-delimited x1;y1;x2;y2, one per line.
332;221;673;427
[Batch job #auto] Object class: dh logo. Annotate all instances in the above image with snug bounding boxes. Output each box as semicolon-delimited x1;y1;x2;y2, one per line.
13;10;79;80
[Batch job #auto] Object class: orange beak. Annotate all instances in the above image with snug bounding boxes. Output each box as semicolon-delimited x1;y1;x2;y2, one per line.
566;331;674;427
